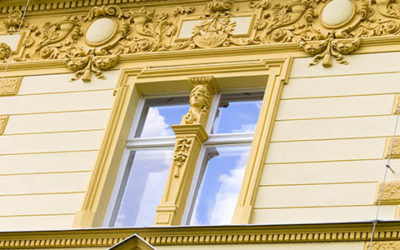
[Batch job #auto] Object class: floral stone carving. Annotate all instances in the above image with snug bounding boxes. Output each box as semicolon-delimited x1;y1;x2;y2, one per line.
173;138;193;178
4;0;400;77
4;10;23;33
0;42;11;61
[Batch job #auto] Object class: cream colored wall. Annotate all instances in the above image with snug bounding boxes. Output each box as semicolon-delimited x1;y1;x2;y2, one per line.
252;52;400;224
0;71;119;231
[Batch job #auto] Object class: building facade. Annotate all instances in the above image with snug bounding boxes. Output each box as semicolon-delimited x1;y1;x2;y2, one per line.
0;0;400;249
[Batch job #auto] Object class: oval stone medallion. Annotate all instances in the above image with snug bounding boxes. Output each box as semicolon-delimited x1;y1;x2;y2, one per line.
85;18;117;45
322;0;354;27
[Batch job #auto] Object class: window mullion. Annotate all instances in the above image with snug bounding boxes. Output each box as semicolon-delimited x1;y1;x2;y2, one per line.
126;137;177;149
205;133;254;146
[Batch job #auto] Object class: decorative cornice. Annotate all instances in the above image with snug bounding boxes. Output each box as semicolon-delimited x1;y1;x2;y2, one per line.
1;222;400;249
2;0;400;81
0;115;9;135
0;77;22;96
375;181;400;205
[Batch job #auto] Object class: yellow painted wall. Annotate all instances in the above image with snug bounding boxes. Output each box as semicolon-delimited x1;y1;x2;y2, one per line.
252;52;400;224
0;71;119;231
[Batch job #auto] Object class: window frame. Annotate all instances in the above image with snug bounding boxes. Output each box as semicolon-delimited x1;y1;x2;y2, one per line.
72;58;293;228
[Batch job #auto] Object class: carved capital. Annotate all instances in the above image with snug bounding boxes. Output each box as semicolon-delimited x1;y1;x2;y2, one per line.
182;76;219;127
0;116;9;135
375;181;400;205
0;77;22;96
384;137;400;159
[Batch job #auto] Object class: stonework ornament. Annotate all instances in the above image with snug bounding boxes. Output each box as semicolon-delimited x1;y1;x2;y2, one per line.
182;76;218;127
4;9;23;33
367;241;400;250
0;77;22;96
4;0;400;78
0;42;11;61
173;138;193;178
170;0;254;49
0;116;9;135
376;181;400;205
393;95;400;114
385;137;400;159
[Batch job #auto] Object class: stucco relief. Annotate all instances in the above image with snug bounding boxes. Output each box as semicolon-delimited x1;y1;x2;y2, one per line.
0;116;9;135
376;181;400;205
4;10;23;33
3;0;400;80
385;137;400;159
0;77;22;96
173;138;193;178
367;241;400;250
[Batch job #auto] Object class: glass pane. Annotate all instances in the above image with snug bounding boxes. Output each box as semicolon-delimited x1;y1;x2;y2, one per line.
211;92;263;134
136;97;189;138
189;145;250;225
113;148;173;227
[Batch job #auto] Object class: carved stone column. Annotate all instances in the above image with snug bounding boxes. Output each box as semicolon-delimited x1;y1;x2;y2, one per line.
154;76;218;226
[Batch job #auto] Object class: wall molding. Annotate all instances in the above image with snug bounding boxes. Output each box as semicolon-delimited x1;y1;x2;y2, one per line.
1;222;400;248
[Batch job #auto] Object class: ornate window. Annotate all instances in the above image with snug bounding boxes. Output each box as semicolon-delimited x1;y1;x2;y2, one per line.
105;86;264;227
73;59;292;229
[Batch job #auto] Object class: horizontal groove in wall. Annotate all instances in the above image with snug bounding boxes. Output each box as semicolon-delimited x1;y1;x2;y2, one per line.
0;191;85;197
3;128;104;136
0;213;75;218
0;108;112;116
0;170;91;177
275;114;393;122
265;158;383;165
0;149;98;156
270;135;390;143
253;204;374;210
280;92;400;101
289;70;400;79
15;88;114;97
258;181;378;187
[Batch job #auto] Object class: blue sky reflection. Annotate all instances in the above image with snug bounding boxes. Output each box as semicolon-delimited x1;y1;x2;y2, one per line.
115;149;173;227
190;145;250;225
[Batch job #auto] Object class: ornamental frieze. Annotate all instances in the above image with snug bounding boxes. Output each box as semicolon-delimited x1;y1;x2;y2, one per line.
2;0;400;81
